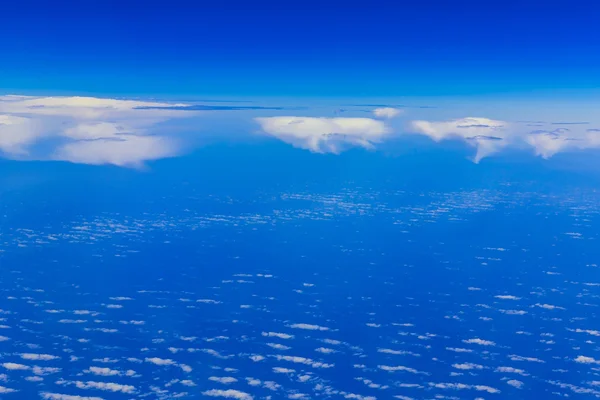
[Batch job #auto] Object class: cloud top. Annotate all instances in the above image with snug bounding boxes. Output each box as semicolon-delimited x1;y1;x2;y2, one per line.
255;116;390;153
411;116;600;162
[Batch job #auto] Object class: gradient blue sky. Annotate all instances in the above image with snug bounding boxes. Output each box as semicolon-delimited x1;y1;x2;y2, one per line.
3;0;600;97
2;0;600;171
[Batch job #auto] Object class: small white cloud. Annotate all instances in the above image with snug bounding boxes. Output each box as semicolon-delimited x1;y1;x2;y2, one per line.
84;366;121;376
262;332;294;339
507;379;524;389
2;362;30;370
255;116;390;153
41;393;103;400
145;357;176;366
463;338;496;346
373;107;402;119
202;389;253;399
0;386;16;394
20;353;59;361
73;380;135;394
209;376;238;384
575;355;600;364
288;323;330;331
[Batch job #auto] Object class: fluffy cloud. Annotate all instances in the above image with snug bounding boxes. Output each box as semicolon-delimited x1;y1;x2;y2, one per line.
410;117;600;161
255;116;390;153
410;117;510;162
0;95;195;166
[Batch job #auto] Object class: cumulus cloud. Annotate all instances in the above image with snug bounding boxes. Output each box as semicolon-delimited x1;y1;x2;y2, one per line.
575;355;600;364
255;116;390;153
410;117;510;162
373;107;402;119
0;95;196;166
410;116;600;161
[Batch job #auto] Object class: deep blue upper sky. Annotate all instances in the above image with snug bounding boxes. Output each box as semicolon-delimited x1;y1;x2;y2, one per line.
3;0;600;97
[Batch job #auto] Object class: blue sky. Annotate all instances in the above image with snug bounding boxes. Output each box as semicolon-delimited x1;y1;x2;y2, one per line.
1;1;600;172
3;0;600;97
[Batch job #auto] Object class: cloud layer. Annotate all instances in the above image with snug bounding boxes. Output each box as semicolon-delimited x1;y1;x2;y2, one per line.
2;94;600;166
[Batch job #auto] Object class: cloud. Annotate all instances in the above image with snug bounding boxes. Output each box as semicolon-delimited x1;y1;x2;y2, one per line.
2;362;30;370
410;116;600;161
575;355;600;364
373;107;402;119
20;353;59;361
145;357;176;366
463;338;496;346
41;393;103;400
202;389;253;399
0;95;196;166
255;116;390;153
53;135;180;167
410;117;510;162
288;323;330;331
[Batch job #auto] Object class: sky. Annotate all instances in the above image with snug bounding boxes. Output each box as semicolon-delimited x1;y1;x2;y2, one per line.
4;3;600;400
1;1;600;170
2;0;600;97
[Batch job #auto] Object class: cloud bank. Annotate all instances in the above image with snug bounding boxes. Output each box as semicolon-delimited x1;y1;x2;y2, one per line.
0;95;195;167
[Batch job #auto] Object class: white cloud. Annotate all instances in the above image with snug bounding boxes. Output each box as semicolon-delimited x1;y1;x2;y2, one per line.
373;107;402;119
41;393;103;400
255;116;390;153
463;338;496;346
209;376;238;384
410;116;600;161
453;363;484;370
20;353;59;361
378;365;425;374
507;379;524;389
262;332;294;339
411;117;509;162
53;135;179;167
0;386;16;394
145;357;176;366
84;366;121;376
0;95;196;166
202;389;253;399
495;295;521;300
575;355;600;364
288;323;330;331
73;381;135;393
2;362;30;370
274;355;333;369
